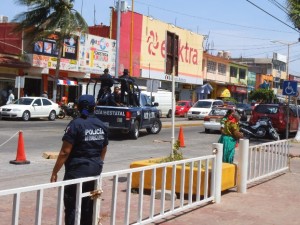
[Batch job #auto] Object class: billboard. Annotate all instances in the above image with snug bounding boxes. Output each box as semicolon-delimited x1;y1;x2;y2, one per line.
33;36;78;60
78;34;116;76
140;16;204;84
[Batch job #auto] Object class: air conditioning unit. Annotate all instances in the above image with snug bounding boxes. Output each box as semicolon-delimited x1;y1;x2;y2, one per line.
0;15;8;23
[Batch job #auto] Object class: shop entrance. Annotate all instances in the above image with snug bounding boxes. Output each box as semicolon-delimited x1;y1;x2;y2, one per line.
24;78;41;97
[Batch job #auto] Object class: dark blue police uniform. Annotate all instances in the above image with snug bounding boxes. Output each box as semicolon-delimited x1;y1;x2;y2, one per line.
63;114;108;225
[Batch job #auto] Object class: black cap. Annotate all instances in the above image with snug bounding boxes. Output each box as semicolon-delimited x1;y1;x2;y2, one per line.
123;69;129;74
104;68;109;73
78;95;95;107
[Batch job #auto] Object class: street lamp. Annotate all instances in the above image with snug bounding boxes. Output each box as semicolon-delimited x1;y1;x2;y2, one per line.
271;40;299;139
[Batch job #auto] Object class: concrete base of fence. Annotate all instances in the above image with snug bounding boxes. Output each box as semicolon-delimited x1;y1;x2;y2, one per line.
155;190;177;201
130;159;236;196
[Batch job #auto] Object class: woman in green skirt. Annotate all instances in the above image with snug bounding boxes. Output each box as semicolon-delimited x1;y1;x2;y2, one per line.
218;111;243;163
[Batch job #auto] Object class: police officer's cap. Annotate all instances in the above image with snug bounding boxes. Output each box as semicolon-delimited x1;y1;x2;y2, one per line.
104;68;109;73
78;95;95;107
123;69;129;74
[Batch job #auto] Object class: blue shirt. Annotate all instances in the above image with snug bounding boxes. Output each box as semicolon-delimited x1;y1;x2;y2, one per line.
62;115;109;179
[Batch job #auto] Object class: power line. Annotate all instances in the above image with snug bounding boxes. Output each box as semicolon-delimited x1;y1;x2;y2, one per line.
246;0;300;33
267;0;289;14
135;0;295;34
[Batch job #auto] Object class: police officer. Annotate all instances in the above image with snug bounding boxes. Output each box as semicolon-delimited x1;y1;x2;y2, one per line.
50;94;108;225
97;68;114;103
119;69;136;105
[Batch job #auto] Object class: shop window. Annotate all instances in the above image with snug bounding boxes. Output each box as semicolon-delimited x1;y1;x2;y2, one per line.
218;63;226;75
230;66;238;78
207;60;216;73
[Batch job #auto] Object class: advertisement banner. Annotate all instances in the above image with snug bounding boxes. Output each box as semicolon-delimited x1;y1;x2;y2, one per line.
78;34;116;76
33;36;78;60
32;54;78;71
32;36;79;71
140;16;204;84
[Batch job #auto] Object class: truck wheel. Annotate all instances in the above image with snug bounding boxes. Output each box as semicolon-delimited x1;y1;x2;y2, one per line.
146;118;162;134
130;120;140;139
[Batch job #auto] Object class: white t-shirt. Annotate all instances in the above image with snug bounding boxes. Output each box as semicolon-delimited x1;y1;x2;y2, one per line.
6;93;15;104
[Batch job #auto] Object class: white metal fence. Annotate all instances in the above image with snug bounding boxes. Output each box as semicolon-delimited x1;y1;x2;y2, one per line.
237;139;290;193
0;143;223;225
0;140;290;224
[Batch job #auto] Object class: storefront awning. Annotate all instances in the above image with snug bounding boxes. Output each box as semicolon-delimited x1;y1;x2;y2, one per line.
196;83;213;94
0;56;31;68
57;79;78;86
217;87;231;98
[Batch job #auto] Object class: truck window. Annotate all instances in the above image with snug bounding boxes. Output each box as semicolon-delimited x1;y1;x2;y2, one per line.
140;94;151;107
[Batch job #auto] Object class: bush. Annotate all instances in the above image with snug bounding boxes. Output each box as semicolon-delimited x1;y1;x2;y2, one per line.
249;89;275;103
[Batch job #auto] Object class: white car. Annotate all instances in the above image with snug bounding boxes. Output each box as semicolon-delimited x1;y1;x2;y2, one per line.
187;99;224;120
0;97;60;121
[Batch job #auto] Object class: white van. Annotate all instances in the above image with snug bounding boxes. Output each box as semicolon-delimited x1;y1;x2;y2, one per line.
187;99;224;120
141;90;172;117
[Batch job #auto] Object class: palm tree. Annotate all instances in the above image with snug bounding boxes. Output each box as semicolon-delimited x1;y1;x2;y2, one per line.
13;0;88;102
286;0;300;30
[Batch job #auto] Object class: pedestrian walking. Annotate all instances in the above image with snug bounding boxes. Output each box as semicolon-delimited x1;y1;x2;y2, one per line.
41;91;48;98
50;94;109;225
6;90;15;104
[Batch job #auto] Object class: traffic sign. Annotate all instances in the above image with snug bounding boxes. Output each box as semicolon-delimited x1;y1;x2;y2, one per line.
282;80;298;96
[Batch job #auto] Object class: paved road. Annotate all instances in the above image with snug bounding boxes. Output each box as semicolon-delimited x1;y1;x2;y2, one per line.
0;118;215;190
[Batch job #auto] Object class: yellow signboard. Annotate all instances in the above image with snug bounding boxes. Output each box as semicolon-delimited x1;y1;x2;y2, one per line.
140;17;204;78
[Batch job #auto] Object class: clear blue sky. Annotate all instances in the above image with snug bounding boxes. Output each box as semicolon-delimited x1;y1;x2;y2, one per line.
1;0;300;76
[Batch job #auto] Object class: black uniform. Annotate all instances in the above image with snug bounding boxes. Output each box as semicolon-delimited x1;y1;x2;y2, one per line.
97;73;114;102
63;115;108;225
119;70;136;105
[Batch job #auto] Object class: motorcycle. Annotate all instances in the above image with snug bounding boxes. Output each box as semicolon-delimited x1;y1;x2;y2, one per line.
57;103;79;119
239;116;280;141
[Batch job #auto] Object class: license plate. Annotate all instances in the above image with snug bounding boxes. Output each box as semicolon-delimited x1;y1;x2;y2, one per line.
117;117;123;123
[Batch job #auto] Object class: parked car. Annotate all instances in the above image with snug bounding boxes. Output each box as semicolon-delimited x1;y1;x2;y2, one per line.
249;103;300;134
236;103;252;116
187;99;224;120
0;97;60;121
203;107;232;133
223;101;236;108
175;100;193;117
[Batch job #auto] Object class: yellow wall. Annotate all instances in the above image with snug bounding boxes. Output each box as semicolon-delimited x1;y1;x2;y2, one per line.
140;17;204;78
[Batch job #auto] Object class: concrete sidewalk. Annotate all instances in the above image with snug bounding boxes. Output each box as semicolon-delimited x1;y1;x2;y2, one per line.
150;141;300;225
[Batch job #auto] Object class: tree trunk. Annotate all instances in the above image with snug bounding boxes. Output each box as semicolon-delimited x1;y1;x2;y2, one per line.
53;40;63;103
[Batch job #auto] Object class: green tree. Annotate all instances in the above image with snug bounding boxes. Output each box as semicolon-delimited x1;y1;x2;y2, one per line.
248;89;275;103
13;0;88;102
286;0;300;30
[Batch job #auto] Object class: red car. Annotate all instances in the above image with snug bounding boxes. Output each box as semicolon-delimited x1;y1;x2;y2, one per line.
249;103;300;134
175;100;193;117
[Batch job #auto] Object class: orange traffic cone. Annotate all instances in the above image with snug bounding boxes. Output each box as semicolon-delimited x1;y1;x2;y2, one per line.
10;131;30;165
178;126;185;147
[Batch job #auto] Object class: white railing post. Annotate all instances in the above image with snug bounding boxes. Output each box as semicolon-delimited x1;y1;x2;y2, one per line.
212;143;223;204
237;139;249;193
